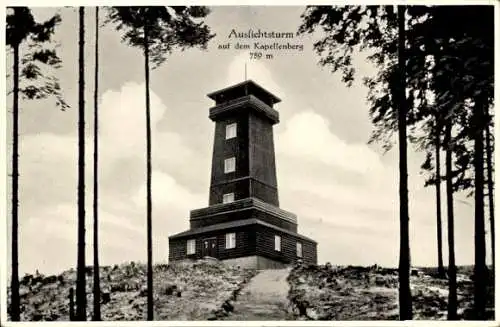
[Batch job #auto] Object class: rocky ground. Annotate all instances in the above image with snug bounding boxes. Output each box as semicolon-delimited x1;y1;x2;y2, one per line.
7;258;257;321
8;260;494;321
287;263;495;320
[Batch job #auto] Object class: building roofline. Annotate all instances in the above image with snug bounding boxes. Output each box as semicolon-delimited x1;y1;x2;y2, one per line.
190;197;297;223
169;218;316;244
207;79;281;104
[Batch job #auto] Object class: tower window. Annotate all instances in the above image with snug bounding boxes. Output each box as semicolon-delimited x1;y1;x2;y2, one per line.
225;233;236;249
226;123;237;139
222;193;235;204
224;157;236;173
296;242;303;258
187;239;196;255
274;235;281;252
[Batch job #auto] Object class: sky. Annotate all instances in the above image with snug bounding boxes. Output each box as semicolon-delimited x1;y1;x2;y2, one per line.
4;6;492;275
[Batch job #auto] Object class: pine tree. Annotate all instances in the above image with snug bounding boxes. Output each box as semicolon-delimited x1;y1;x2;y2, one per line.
75;6;87;321
106;6;214;319
298;5;413;318
444;120;457;319
6;7;67;320
92;6;101;321
298;5;494;319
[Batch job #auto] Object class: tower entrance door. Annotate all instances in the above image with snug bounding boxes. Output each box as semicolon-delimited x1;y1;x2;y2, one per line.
201;237;217;258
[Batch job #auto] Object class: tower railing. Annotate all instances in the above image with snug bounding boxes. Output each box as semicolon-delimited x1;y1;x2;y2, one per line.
209;95;279;123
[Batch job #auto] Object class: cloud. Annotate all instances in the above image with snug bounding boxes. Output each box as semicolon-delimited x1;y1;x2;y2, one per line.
99;81;167;161
18;81;179;213
18;133;82;215
9;82;206;275
13;168;206;275
272;109;484;268
13;202;145;275
132;171;206;266
277;110;385;175
133;170;205;211
7;6;489;276
98;82;205;194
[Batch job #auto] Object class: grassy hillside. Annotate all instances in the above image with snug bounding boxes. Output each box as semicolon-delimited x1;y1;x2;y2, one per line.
8;260;494;321
7;259;256;321
287;264;495;320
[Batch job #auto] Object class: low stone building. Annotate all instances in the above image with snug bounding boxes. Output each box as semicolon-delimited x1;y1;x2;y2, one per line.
168;80;317;269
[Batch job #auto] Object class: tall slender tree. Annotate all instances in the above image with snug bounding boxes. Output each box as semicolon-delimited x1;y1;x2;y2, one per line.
9;13;21;321
354;6;494;319
76;6;87;321
485;124;494;273
299;5;494;318
143;14;154;320
444;120;457;319
434;121;445;278
6;7;66;320
298;5;414;319
442;6;494;317
399;7;494;318
414;119;446;280
473;96;486;320
446;7;493;318
92;6;101;321
106;7;214;319
429;38;461;319
411;118;446;280
396;5;412;319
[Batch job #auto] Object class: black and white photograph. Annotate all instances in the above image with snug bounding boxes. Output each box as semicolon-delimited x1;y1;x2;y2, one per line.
2;3;497;323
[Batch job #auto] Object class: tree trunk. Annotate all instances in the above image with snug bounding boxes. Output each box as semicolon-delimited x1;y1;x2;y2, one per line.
445;121;457;320
76;6;87;321
473;97;487;319
10;32;20;322
485;126;494;273
397;5;412;320
435;122;445;278
144;15;154;321
69;288;75;321
92;6;101;321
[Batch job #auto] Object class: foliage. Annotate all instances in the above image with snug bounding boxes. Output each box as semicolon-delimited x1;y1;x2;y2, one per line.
298;5;494;196
6;7;69;109
104;6;214;320
298;5;495;320
106;6;214;68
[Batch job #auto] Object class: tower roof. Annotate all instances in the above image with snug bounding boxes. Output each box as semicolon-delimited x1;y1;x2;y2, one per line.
207;80;281;105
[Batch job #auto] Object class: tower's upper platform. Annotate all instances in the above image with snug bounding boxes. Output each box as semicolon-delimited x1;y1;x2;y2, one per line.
207;80;281;107
207;80;280;124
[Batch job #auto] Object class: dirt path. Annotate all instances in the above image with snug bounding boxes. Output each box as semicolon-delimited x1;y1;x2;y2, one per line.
221;268;292;320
